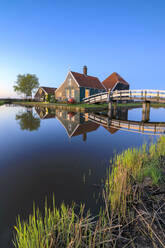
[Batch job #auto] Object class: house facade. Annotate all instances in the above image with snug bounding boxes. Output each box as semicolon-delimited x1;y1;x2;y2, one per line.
102;72;129;91
55;66;105;102
34;87;57;102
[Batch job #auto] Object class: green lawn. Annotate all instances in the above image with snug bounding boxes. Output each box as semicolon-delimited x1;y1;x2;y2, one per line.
13;101;108;109
0;101;5;106
13;100;165;109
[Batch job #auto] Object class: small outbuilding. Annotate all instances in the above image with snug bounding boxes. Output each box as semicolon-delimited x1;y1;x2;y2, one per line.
55;66;105;102
34;87;57;102
102;72;129;91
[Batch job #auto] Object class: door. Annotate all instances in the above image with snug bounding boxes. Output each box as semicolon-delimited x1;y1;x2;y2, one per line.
85;89;90;98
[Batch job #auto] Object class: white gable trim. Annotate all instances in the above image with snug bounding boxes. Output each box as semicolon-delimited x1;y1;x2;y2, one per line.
56;71;80;94
41;87;49;95
101;83;107;91
35;87;50;96
70;71;80;87
69;124;80;138
56;115;79;138
34;87;48;97
111;81;120;91
34;88;40;97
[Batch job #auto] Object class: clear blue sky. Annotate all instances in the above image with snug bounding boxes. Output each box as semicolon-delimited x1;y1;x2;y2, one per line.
0;0;165;97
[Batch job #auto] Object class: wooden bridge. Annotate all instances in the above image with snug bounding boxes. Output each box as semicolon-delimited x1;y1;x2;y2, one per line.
87;113;165;135
83;89;165;104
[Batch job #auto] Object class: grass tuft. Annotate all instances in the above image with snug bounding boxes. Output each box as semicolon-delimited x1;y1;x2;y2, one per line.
105;136;165;217
13;197;117;248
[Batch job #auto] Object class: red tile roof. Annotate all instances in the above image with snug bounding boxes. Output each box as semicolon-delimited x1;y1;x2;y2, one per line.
41;87;57;94
71;121;100;137
71;71;105;90
104;126;118;134
102;72;129;91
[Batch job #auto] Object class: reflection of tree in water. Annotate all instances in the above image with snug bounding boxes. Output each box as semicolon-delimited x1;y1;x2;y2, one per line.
16;109;40;131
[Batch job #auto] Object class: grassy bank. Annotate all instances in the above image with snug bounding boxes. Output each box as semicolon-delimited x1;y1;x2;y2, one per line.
13;137;165;248
0;100;5;106
13;101;108;112
13;100;165;110
105;137;165;217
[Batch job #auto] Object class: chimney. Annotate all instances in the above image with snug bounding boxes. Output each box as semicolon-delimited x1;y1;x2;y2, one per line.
83;65;87;76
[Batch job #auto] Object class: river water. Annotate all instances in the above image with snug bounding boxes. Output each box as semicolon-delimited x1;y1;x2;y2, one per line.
0;104;165;247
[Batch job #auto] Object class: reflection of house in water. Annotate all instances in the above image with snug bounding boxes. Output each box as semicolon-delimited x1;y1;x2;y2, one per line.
55;110;99;141
104;126;118;135
35;107;56;119
71;121;100;141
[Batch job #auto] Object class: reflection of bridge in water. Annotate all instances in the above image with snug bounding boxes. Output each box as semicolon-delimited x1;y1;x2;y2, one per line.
87;112;165;135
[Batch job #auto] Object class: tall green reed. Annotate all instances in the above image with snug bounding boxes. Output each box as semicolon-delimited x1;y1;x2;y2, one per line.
13;197;115;248
105;136;165;217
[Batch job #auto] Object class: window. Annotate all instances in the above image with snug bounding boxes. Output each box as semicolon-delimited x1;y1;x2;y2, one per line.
85;113;88;122
68;123;72;131
39;88;42;95
66;89;70;98
71;89;75;98
85;89;90;98
69;78;72;86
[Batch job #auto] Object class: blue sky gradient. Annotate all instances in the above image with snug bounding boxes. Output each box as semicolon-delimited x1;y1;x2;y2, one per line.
0;0;165;97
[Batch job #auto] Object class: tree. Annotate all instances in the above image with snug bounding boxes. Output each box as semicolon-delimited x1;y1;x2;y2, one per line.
16;109;40;131
13;74;39;98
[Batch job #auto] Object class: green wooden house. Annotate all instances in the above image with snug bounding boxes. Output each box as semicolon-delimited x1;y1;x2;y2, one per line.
55;66;105;102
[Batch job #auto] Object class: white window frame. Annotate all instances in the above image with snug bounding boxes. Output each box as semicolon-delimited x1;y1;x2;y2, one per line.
71;89;75;98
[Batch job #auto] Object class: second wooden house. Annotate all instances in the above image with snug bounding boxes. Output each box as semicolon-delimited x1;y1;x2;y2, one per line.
34;87;57;102
102;72;129;91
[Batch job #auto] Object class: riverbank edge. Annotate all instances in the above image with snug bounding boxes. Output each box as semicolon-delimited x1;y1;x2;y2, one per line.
13;101;108;112
13;101;165;111
0;101;5;106
13;137;165;248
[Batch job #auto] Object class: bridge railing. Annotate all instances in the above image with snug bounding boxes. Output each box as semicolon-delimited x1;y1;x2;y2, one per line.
83;91;108;102
112;89;165;99
83;89;165;103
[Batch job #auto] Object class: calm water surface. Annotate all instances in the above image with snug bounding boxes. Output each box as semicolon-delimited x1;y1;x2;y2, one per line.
0;104;165;247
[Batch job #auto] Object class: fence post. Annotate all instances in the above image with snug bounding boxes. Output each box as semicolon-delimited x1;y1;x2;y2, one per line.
141;90;143;99
157;91;159;101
